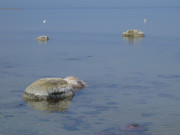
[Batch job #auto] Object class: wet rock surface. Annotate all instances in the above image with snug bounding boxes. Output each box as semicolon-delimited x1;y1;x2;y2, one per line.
23;78;74;101
36;36;49;41
23;76;87;101
122;29;145;38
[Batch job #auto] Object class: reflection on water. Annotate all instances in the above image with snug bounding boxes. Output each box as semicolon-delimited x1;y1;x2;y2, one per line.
24;97;73;112
36;40;48;45
123;37;144;45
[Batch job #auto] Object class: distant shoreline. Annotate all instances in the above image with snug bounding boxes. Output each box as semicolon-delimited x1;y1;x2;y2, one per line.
0;6;180;10
0;8;24;10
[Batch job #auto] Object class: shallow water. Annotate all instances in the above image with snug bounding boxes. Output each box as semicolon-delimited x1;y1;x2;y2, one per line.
0;5;180;135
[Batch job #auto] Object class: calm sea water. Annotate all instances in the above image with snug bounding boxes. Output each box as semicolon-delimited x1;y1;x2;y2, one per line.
0;6;180;135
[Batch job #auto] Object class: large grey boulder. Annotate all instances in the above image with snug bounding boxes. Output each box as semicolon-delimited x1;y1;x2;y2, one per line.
122;29;145;38
23;78;74;100
23;76;87;101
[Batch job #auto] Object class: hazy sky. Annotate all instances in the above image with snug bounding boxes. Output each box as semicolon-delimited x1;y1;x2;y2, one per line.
1;0;180;8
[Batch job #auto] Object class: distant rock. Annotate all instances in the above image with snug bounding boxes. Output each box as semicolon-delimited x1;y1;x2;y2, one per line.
23;76;87;101
36;36;49;41
122;29;145;38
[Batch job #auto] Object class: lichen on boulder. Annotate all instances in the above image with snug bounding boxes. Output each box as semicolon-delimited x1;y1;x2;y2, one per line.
23;78;74;101
23;76;87;101
122;29;145;38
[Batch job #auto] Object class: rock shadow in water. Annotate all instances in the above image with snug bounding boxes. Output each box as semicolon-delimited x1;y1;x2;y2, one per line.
123;37;144;45
24;97;73;112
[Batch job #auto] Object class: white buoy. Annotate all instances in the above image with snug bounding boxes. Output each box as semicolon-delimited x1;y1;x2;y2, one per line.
144;18;147;24
43;19;46;24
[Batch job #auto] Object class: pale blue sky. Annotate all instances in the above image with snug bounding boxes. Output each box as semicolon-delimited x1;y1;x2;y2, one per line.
1;0;180;8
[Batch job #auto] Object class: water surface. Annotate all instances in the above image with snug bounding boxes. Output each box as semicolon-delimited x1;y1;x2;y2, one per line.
0;5;180;135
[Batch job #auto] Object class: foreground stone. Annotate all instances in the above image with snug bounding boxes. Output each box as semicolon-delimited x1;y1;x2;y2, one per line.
23;76;87;101
122;29;145;38
36;36;49;41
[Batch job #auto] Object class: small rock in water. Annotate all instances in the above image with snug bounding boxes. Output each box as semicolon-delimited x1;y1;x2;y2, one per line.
122;29;145;38
36;36;49;41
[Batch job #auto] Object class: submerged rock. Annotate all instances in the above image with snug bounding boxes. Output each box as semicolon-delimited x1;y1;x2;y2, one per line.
23;76;87;101
122;29;145;38
96;123;148;135
36;36;49;41
124;124;140;130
